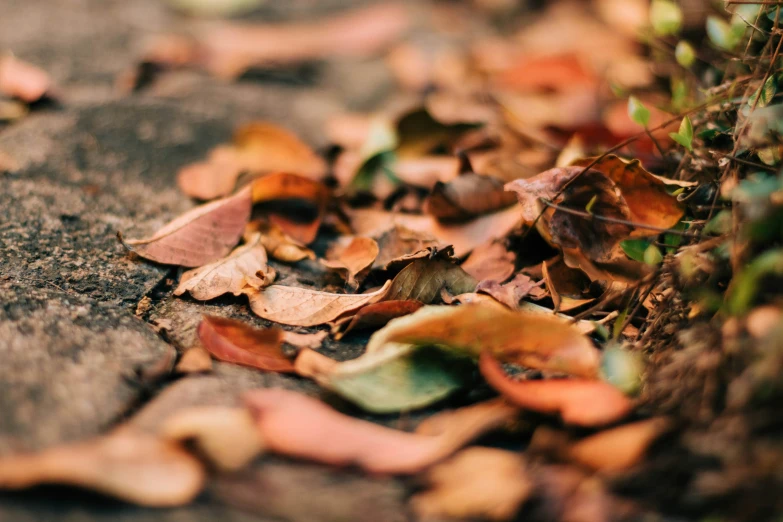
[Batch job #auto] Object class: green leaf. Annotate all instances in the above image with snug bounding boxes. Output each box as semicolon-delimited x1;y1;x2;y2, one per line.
643;244;663;266
702;210;732;236
585;194;598;214
707;16;743;50
668;116;694;151
670;76;689;111
725;248;783;315
628;96;651;127
675;41;696;68
327;344;476;413
650;0;683;35
748;76;777;109
621;239;651;262
601;345;644;395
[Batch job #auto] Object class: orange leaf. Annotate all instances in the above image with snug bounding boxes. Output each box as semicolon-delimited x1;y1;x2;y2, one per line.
331;300;424;340
461;240;516;283
0;54;51;103
321;236;379;289
197;315;295;372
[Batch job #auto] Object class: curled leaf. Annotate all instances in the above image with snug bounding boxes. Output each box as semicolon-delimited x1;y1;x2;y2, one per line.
197;315;295;372
367;304;600;378
331;300;424;340
426;174;518;221
372;225;443;270
243;388;513;474
246;219;315;263
119;186;251;267
386;255;478;303
475;273;546;309
161;406;264;471
479;353;633;426
247;280;392;327
0;428;204;506
174;233;275;300
321;236;379;289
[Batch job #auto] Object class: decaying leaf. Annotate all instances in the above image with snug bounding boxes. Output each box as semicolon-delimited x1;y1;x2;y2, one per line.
411;447;532;521
0;428;204;506
251;172;329;245
0;54;51;102
372;225;444;270
119;186;251;267
479;353;632;426
321;236;379;289
386;256;478;303
475;273;546;309
542;257;595;312
174;233;275;301
461;240;517;283
160;406;264;471
367;304;600;378
175;346;213;374
348;204;524;258
246;219;315;263
177;123;326;200
317;343;476;413
331;300;424;340
426;174;518;221
247;280;392;327
197;315;296;372
243;388;513;474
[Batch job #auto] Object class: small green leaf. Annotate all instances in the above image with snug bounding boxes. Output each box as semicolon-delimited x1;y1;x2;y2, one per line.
650;0;683;36
668;116;694;151
601;345;644;395
707;16;743;50
670;76;689;111
726;248;783;315
675;41;696;67
585;194;598;214
702;210;732;236
628;96;651;127
643;244;663;266
748;76;777;109
621;239;651;262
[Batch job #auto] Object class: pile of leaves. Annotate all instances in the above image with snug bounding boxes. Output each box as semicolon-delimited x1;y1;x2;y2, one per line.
2;0;783;520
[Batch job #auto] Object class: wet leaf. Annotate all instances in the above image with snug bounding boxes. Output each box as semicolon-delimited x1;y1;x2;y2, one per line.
243;388;513;474
177;122;326;200
386;256;478;303
247;280;392;327
160;406;264;471
461;241;516;283
0;54;51;102
331;300;424;340
197;315;295;372
321;236;379;289
479;353;633;426
425;174;517;221
174;233;275;300
367;303;600;378
0;428;204;506
410;447;532;521
119;186;251;267
475;274;546;309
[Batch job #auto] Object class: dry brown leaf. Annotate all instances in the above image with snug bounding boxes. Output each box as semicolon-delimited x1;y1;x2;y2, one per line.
198;315;296;372
245;219;315;263
247;280;392;327
348;204;524;258
161;406;264;471
476;273;546;309
386;256;478;303
119;186;251;267
426;173;518;221
174;233;275;301
293;348;338;379
479;353;632;426
411;447;532;521
461;240;516;282
0;54;51;102
494;53;596;93
373;225;444;270
331;300;424;340
542;257;595;312
321;236;379;289
392;156;462;188
175;346;213;374
367;303;599;378
0;428;204;506
243;388;514;474
281;330;328;350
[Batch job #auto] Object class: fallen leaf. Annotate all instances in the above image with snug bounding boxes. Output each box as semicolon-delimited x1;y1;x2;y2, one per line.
160;406;264;471
331;300;424;340
321;236;379;289
0;54;51;102
175;346;213;374
414;398;519;437
251;172;329;245
318;344;476;413
410;447;532;521
0;428;204;506
0;99;28;122
425;173;518;221
293;348;338;379
367;304;600;378
476;273;546;309
385;253;477;304
479;353;633;426
372;225;444;270
247;280;392;327
245;219;315;263
119;186;251;267
197;315;295;372
393;156;461;188
177;123;326;200
348;204;524;257
174;233;275;301
494;53;596;93
243;388;513;474
461;240;516;282
542;257;595;312
281;330;328;350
